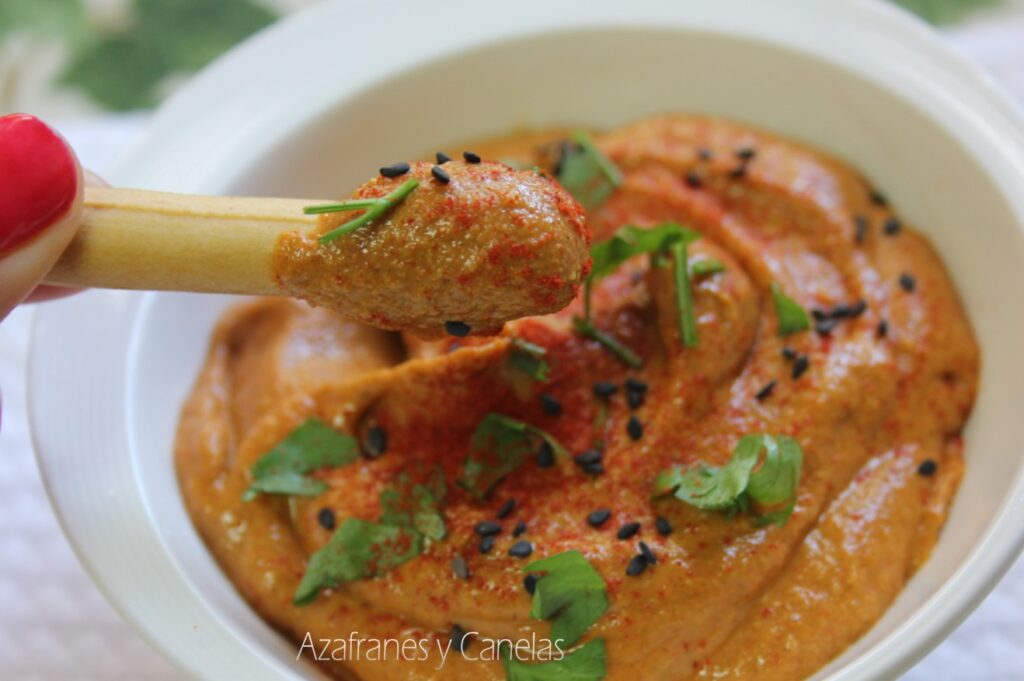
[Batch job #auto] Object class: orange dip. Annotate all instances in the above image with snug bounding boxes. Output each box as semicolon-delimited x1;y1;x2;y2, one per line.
176;115;978;680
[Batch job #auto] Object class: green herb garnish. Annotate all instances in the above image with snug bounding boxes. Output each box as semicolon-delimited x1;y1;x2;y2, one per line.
460;414;569;498
302;198;380;214
294;471;446;605
557;131;622;211
508;338;551;382
671;240;698;348
579;222;701;355
588;223;699;283
243;418;359;501
690;257;726;277
770;283;811;336
654;434;803;527
378;471;447;541
893;0;1002;24
524;550;609;647
310;178;419;244
571;316;643;369
503;638;607;681
293;519;420;605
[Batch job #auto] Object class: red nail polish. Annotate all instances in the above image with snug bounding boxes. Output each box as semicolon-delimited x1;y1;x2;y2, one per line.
0;114;79;256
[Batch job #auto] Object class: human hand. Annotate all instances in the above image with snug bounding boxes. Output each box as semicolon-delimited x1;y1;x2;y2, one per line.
0;113;93;321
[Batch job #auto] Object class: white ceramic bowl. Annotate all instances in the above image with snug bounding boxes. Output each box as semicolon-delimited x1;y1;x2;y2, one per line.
29;0;1024;679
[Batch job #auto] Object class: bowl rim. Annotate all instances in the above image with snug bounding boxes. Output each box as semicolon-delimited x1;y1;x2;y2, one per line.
29;0;1024;679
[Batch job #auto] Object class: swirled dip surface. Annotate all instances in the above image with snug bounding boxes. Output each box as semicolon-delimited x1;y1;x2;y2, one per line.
177;116;978;680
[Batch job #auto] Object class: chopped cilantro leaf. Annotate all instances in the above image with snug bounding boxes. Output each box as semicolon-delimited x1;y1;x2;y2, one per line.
588;223;699;282
689;257;726;277
503;638;607;681
379;471;447;541
243;418;359;501
582;222;701;348
509;338;551;382
654;434;803;526
294;470;447;605
293;519;421;605
557;131;622;211
771;283;811;336
461;414;569;498
524;550;609;647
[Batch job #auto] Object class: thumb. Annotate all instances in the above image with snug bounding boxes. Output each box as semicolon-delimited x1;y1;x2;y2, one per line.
0;114;83;320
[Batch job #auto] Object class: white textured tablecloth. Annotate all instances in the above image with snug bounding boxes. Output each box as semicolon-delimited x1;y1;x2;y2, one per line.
2;6;1024;679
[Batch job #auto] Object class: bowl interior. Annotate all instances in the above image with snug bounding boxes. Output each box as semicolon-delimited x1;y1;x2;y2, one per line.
90;17;1024;681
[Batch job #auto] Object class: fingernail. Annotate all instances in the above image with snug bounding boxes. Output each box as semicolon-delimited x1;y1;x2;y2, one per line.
0;114;79;256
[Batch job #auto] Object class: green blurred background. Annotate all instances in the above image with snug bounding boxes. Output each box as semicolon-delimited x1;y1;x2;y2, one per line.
0;0;1009;115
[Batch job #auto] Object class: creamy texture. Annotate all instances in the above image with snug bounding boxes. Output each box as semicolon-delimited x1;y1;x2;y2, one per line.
177;115;978;680
273;160;590;338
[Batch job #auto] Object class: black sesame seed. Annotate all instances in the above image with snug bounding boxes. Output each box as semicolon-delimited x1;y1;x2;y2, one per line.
685;171;703;189
831;300;867;319
508;541;533;558
655;516;673;536
626;391;644;410
869;189;888;207
755;380;777;402
593;381;618;398
625;377;648;394
792;354;810;380
639;541;656;565
811;308;829;322
697;147;713;161
854;215;869;244
575;449;603;466
431;165;451;184
899;273;916;293
583;462;605;475
617;522;641;540
445;321;471;337
475;521;501;537
883;218;902;236
625;378;648;409
463;151;481;164
497;499;516;519
540;393;563;416
781;346;798;361
626;554;648;576
524;574;539;595
451;624;470;653
364;425;387;458
479;535;495;554
513;521;527;537
451;554;470;580
729;164;747;179
587;508;612;528
536;441;555;468
829;304;853;319
436;151;451;164
736;147;756;161
379;162;410;178
815;318;840;336
317;507;336;531
918;459;938;477
877;319;889;338
627;416;644;441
